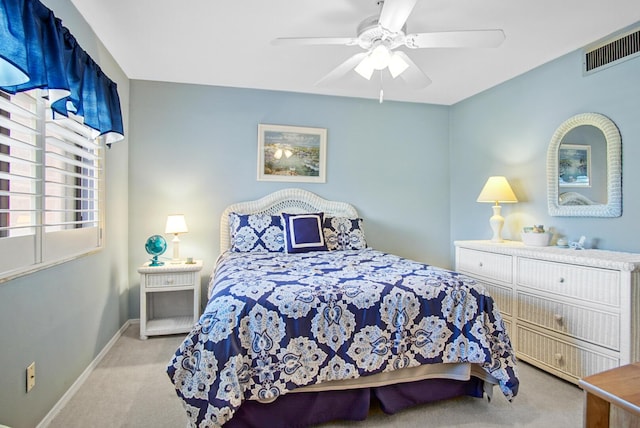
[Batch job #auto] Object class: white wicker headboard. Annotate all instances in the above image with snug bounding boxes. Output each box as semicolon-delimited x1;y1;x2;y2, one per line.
220;188;358;252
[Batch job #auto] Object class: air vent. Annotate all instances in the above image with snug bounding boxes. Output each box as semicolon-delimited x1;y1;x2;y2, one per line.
584;27;640;74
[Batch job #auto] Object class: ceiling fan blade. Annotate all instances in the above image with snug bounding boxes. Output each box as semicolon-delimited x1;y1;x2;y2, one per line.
393;51;431;88
315;52;369;86
406;30;506;49
272;37;358;46
378;0;418;33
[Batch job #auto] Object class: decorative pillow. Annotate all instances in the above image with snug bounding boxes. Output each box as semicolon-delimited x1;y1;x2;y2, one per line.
281;212;327;253
323;216;367;251
229;213;284;252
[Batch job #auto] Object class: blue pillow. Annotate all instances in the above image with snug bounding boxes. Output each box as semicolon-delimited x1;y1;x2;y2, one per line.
229;213;284;252
323;216;367;251
281;212;327;253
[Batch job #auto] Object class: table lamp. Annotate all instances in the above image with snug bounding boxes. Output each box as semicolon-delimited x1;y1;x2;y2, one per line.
476;176;518;243
165;214;188;262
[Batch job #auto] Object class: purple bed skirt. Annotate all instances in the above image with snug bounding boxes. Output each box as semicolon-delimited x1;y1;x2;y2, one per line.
225;377;485;428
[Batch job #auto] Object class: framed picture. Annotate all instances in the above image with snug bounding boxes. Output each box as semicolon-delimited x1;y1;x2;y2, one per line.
558;144;591;187
257;124;327;183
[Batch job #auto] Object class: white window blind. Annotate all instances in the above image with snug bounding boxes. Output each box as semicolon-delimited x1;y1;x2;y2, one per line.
0;89;104;281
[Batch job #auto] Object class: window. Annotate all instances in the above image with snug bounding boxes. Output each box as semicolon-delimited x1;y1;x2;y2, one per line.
0;89;103;282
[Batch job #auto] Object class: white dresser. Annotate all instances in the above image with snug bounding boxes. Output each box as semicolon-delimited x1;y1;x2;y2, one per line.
455;240;640;384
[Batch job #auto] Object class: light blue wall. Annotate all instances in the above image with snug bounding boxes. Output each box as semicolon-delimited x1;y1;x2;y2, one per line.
128;82;452;316
450;49;640;254
0;1;129;427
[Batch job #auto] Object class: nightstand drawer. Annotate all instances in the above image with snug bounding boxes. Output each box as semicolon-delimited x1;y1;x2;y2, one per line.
146;272;195;288
457;248;513;284
517;292;619;350
517;258;620;306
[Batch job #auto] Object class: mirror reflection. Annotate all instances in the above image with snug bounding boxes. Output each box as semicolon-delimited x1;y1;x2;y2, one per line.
547;113;621;217
558;125;607;205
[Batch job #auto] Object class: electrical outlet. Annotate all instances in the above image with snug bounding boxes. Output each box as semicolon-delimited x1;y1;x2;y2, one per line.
26;362;35;392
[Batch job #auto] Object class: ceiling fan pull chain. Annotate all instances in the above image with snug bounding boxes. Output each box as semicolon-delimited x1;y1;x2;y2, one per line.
379;71;384;103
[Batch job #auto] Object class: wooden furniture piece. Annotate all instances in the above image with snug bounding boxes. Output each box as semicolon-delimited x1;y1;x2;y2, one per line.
578;362;640;428
138;260;202;339
455;240;640;384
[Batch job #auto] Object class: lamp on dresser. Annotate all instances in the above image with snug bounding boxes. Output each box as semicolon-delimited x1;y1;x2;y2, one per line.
476;176;518;243
165;214;188;262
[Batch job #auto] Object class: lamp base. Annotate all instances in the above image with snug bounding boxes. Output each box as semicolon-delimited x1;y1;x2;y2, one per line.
489;205;505;243
170;235;182;263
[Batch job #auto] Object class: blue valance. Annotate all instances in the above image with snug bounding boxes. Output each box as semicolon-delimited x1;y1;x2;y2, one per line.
0;0;124;145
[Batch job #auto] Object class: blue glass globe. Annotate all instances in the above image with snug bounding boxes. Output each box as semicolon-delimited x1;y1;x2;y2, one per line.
145;235;167;266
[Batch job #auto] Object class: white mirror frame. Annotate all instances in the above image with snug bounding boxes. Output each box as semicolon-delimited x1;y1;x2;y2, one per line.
547;112;622;217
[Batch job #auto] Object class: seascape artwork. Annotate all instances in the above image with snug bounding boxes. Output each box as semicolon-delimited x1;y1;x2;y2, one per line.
257;124;326;183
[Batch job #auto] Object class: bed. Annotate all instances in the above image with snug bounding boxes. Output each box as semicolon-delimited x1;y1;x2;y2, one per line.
167;188;519;427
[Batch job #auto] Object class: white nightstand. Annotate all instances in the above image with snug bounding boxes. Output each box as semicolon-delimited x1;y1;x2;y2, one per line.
138;260;203;340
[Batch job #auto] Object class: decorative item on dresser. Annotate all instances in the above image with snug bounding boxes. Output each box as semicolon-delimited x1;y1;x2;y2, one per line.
476;176;518;243
138;260;202;340
455;240;640;384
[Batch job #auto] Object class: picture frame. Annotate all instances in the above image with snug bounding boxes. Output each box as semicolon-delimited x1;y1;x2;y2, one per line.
558;144;591;187
257;124;327;183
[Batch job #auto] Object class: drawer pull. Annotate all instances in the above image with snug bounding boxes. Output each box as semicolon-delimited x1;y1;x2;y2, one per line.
165;278;175;285
554;353;563;363
478;262;483;268
553;314;563;324
558;277;565;284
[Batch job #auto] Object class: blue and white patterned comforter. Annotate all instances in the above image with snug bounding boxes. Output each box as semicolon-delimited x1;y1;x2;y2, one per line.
167;249;519;427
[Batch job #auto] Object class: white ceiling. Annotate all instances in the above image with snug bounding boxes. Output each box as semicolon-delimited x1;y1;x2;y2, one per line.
68;0;640;105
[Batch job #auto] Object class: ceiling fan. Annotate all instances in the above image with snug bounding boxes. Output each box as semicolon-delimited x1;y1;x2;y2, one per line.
272;0;505;96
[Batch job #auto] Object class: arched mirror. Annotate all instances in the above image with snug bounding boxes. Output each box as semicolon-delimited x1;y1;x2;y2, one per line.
547;113;621;217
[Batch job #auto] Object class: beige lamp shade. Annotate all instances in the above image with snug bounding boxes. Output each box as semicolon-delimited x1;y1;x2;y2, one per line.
165;214;188;234
476;176;518;205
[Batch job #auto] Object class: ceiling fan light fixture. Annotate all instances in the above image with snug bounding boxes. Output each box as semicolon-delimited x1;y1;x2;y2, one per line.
388;52;409;78
354;55;375;80
369;44;391;70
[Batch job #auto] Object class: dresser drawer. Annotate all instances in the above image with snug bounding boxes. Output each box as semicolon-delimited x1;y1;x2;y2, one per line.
517;292;619;350
457;248;513;284
477;280;513;316
516;325;619;380
517;258;620;306
146;272;195;288
503;319;512;337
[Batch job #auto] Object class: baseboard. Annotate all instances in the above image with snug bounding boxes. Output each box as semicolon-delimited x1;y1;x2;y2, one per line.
37;319;140;427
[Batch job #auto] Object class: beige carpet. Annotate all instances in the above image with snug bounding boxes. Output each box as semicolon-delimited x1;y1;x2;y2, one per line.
47;324;583;427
